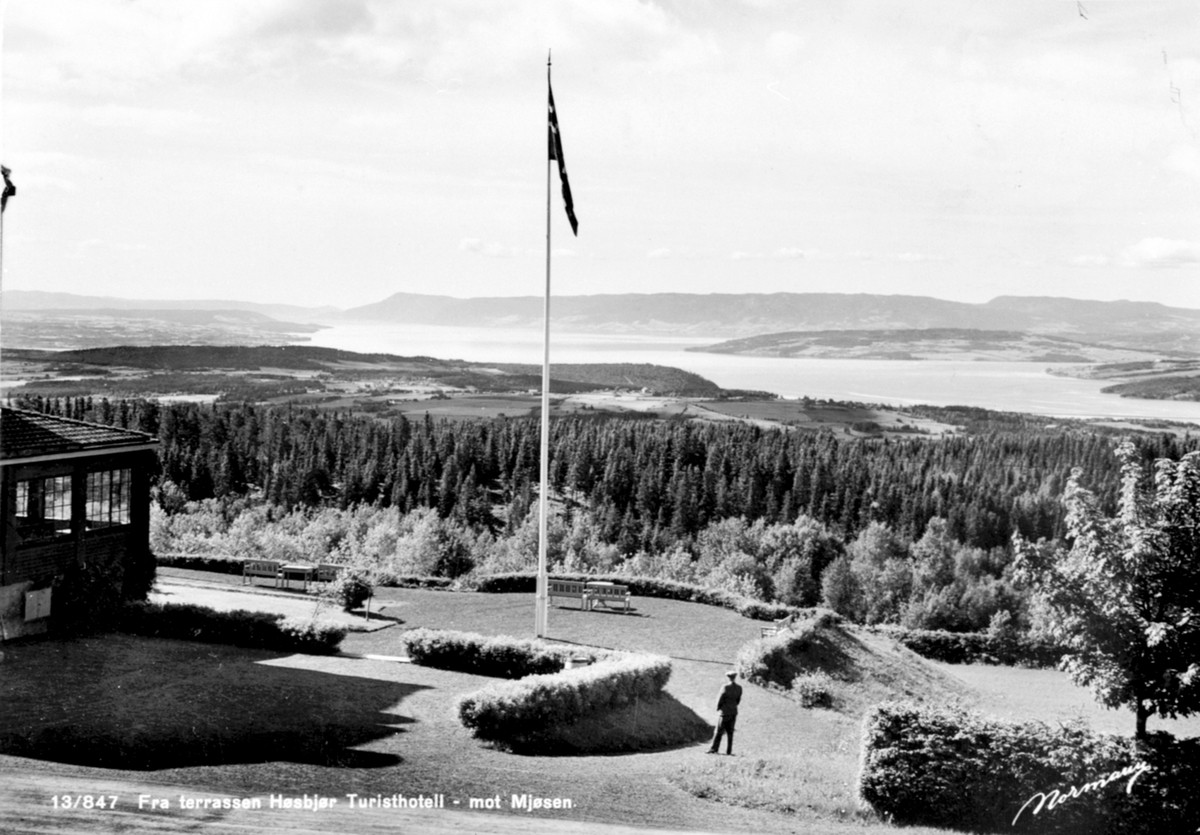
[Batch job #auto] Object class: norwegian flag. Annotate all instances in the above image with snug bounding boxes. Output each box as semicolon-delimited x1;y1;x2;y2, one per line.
548;84;578;236
1;166;14;213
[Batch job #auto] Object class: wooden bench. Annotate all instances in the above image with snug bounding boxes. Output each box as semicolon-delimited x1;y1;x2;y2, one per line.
585;581;631;613
548;579;589;609
243;559;281;588
760;612;796;638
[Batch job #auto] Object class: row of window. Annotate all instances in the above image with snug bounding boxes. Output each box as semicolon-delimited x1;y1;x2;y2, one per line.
14;469;132;539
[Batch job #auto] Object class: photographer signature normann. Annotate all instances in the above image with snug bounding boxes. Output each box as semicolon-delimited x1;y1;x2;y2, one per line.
1012;761;1151;826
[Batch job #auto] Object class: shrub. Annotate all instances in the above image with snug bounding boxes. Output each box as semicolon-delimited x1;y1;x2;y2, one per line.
791;671;835;708
872;626;1063;667
52;554;130;634
736;621;820;687
117;601;346;654
155;552;246;575
456;653;672;747
322;569;373;612
858;702;1199;834
734;609;842;686
401;628;601;678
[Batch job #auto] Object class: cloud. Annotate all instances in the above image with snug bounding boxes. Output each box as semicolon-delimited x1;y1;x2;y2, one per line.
254;0;374;38
82;105;207;136
10;172;78;193
765;31;807;70
3;151;89;193
730;248;943;263
77;239;151;253
647;247;674;259
1119;238;1200;268
1165;145;1200;181
1067;254;1112;268
254;153;398;183
8;0;725;96
459;238;534;258
731;248;806;260
891;252;946;263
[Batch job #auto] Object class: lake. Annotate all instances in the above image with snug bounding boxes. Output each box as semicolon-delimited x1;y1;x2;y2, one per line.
307;321;1200;425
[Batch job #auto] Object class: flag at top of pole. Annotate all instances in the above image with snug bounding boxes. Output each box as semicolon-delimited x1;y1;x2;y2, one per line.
1;166;15;213
548;81;578;235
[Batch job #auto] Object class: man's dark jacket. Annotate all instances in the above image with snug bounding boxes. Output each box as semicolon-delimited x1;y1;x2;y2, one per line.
717;680;742;716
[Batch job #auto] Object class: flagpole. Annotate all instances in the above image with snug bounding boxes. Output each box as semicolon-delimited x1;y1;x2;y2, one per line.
535;51;552;638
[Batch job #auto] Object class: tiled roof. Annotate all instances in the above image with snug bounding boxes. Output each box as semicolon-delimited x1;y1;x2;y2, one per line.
0;407;157;460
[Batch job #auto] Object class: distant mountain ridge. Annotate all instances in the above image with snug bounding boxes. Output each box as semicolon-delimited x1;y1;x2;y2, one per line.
1;290;337;323
6;290;1199;352
339;292;1200;340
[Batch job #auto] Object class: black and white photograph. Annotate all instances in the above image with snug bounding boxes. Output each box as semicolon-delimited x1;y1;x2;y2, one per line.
1;2;1198;833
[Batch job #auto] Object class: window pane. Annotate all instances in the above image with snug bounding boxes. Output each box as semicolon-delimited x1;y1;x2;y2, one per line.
86;469;132;528
116;469;131;524
14;476;72;538
47;477;72;521
16;481;30;520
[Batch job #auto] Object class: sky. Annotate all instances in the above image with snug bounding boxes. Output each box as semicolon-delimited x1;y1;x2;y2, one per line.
1;0;1199;310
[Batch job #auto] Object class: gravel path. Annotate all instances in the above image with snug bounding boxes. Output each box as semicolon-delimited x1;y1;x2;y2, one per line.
149;577;395;632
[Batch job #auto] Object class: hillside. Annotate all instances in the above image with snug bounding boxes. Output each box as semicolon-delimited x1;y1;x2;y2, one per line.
690;328;1176;363
1050;358;1200;401
0;346;726;401
490;362;721;396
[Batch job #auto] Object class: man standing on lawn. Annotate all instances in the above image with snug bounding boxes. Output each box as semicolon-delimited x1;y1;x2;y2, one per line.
708;670;742;755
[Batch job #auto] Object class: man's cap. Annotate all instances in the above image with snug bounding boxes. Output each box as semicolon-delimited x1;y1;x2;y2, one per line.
726;670;738;679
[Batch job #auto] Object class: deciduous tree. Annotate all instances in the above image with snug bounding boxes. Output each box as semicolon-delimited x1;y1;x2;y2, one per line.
1014;441;1200;739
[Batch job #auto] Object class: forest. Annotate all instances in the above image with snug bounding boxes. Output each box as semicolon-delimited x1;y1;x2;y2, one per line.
13;395;1199;635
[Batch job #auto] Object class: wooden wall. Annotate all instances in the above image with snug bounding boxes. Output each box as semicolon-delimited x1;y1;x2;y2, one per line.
0;448;154;638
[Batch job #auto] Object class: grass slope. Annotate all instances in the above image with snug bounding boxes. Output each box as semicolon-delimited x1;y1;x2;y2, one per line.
675;621;971;820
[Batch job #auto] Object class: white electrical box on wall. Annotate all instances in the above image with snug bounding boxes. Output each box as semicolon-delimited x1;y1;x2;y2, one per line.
25;588;52;621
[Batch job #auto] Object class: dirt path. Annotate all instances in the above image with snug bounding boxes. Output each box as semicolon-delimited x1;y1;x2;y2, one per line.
149;579;393;632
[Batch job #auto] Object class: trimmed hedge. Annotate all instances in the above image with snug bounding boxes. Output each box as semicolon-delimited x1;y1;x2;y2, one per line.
402;627;672;749
117;601;346;655
472;572;836;623
457;653;673;747
156;554;454;589
872;626;1064;667
156;553;246;575
402;628;610;678
858;702;1199;834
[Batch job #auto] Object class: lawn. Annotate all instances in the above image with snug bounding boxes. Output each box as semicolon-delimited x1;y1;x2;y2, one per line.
3;582;1187;835
933;661;1200;738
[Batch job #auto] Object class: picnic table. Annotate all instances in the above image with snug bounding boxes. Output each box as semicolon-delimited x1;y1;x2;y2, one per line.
241;560;343;593
280;563;316;591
